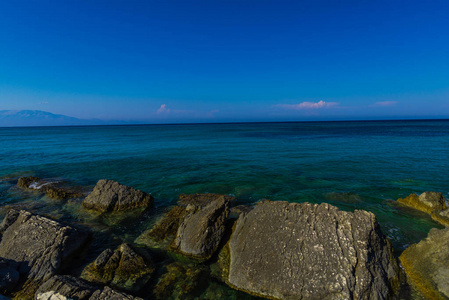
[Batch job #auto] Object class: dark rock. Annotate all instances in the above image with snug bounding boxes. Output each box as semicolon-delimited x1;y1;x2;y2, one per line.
82;180;153;213
16;177;41;189
178;193;235;208
17;176;83;200
35;275;97;300
135;206;188;250
44;186;83;200
0;210;89;282
153;262;209;300
89;286;143;300
0;258;20;294
225;201;400;299
397;191;446;214
170;195;230;260
81;243;155;292
399;227;449;299
229;205;253;219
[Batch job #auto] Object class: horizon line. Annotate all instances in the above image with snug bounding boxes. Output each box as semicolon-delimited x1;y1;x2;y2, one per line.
1;117;449;129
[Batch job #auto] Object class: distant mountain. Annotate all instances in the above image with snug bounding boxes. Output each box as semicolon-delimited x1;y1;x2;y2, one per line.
0;110;118;127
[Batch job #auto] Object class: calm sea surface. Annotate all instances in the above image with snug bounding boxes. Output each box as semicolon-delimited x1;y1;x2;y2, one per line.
1;120;449;253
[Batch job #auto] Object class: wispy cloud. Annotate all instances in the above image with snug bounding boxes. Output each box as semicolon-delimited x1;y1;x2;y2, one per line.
276;100;339;110
156;104;170;114
37;101;48;105
372;101;398;107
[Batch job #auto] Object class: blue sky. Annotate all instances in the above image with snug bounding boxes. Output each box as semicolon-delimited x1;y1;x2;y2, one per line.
0;1;448;123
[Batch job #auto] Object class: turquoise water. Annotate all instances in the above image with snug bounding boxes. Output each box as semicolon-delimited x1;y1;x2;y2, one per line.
1;120;449;253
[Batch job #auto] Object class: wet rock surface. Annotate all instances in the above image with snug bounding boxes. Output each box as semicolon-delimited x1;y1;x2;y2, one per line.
171;195;230;260
82;180;153;213
398;191;446;214
81;243;155;292
399;227;449;299
0;210;89;283
225;201;400;300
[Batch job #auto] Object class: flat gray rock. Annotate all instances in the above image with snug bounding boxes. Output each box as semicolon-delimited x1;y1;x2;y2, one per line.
171;195;230;260
82;179;153;213
35;275;97;300
0;210;89;282
89;286;143;300
226;201;400;300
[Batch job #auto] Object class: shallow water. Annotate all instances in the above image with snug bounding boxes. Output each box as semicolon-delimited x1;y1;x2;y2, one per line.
1;120;448;254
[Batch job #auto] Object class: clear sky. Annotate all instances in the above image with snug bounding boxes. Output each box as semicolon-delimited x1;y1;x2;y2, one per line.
1;0;448;123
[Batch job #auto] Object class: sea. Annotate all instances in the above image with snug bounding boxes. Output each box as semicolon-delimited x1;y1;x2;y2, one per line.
1;120;448;256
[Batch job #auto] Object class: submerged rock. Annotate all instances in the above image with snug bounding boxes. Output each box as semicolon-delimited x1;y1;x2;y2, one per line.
397;191;446;214
400;227;449;299
82;179;153;213
224;201;400;300
170;195;230;260
153;262;209;300
35;275;97;300
136;206;188;250
178;193;235;208
0;210;89;284
16;176;83;200
81;243;155;292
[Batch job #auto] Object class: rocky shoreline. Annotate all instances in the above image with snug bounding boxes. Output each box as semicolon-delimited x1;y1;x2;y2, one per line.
0;176;447;299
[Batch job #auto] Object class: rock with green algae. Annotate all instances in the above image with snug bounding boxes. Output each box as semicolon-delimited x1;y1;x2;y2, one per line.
81;243;155;292
135;206;188;250
152;262;209;300
399;227;449;300
82;179;153;213
222;200;400;300
397;191;446;214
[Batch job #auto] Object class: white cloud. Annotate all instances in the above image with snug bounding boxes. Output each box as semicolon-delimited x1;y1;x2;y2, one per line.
276;100;339;110
37;101;48;105
373;101;398;107
156;104;170;114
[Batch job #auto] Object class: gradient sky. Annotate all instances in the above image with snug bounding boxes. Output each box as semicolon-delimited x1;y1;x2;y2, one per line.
1;1;448;123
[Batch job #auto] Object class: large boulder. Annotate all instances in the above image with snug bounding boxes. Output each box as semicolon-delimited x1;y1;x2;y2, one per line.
0;210;89;283
398;191;446;214
399;227;449;299
223;201;400;300
170;195;230;260
82;180;153;213
35;275;97;300
81;243;155;292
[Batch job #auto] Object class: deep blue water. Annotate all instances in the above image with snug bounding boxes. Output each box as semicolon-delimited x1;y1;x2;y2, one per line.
1;120;449;252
